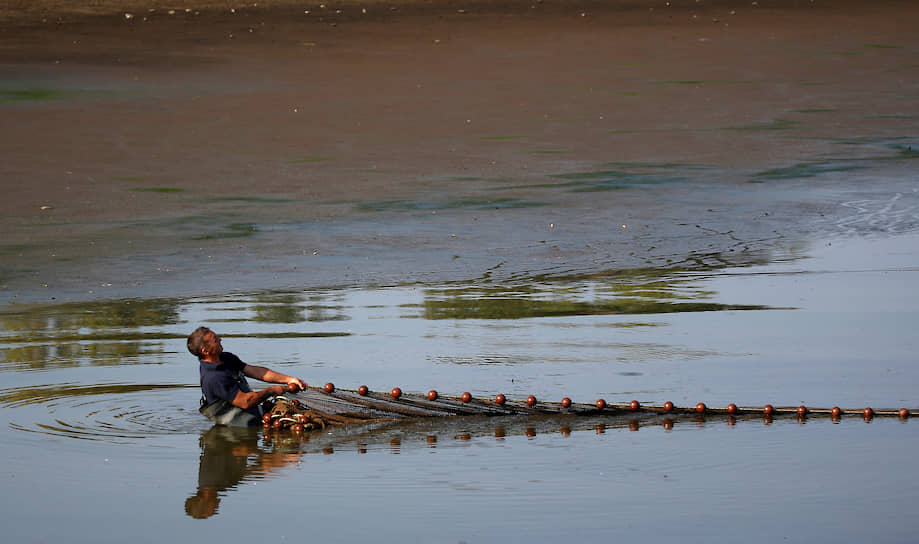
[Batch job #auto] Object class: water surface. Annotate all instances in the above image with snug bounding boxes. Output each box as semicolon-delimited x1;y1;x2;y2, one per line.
1;231;917;542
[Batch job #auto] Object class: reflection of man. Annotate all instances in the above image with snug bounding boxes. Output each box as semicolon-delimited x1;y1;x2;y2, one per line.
187;327;307;426
184;426;301;518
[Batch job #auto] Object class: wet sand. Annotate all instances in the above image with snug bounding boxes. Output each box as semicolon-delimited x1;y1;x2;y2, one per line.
1;0;917;303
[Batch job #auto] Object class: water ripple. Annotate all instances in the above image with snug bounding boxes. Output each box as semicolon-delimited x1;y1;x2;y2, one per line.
2;383;203;443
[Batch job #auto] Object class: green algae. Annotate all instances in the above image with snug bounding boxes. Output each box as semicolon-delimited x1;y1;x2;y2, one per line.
750;161;868;182
192;223;259;240
288;156;336;164
356;198;548;212
549;170;685;192
131;187;186;193
215;196;297;203
724;119;799;132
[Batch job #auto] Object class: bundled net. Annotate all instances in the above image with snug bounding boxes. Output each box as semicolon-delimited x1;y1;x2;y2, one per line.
261;385;912;432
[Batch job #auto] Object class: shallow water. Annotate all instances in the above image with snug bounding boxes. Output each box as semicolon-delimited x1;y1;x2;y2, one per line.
1;229;918;542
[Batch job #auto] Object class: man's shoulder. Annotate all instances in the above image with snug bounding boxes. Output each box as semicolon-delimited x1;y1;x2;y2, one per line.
218;352;245;368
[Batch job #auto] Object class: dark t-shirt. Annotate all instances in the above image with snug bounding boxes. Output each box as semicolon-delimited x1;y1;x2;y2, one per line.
199;352;258;417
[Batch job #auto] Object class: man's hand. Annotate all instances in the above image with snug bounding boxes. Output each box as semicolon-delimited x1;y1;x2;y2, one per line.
285;378;307;392
271;384;288;396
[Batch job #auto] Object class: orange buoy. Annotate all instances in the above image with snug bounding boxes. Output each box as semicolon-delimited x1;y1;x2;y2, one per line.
324;382;335;394
797;405;807;416
899;408;910;419
831;406;842;417
560;397;571;408
391;387;402;399
695;402;706;413
526;395;537;407
495;394;506;405
358;385;368;396
764;404;774;416
629;400;639;411
664;401;674;412
288;382;302;393
727;403;737;414
427;390;438;401
461;392;472;403
596;399;607;410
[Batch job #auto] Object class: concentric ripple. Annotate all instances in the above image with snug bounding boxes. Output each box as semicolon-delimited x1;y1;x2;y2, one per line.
1;383;204;443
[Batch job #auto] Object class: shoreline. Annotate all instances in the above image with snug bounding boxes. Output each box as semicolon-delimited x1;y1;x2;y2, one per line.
2;0;917;306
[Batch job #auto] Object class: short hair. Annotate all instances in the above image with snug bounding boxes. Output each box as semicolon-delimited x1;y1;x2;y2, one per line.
187;327;212;357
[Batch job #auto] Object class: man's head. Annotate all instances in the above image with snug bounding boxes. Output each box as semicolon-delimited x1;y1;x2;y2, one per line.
187;327;222;359
184;489;220;519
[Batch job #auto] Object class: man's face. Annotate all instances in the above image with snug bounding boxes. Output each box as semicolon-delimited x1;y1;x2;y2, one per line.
204;331;223;357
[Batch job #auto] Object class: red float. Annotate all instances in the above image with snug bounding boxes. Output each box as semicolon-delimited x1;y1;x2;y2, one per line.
461;392;472;403
288;382;301;393
863;407;874;419
763;404;774;416
391;387;402;399
495;394;506;405
727;403;737;414
358;385;369;396
292;424;304;433
560;397;571;408
831;406;842;417
273;419;283;429
324;382;335;394
664;401;674;412
695;402;706;413
263;413;273;425
797;405;807;416
629;400;639;411
596;399;607;410
899;408;910;419
526;395;537;407
427;390;438;401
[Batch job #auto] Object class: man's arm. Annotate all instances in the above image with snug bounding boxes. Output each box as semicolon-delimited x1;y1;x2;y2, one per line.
243;364;307;391
231;384;288;411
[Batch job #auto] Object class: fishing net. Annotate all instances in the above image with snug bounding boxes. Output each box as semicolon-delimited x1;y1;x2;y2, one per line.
269;386;910;429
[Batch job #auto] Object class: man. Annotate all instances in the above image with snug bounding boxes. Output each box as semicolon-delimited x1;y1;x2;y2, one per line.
187;326;307;426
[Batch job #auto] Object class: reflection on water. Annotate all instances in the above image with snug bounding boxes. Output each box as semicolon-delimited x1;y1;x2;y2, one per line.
185;411;908;519
186;425;301;519
0;259;773;372
0;298;182;371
